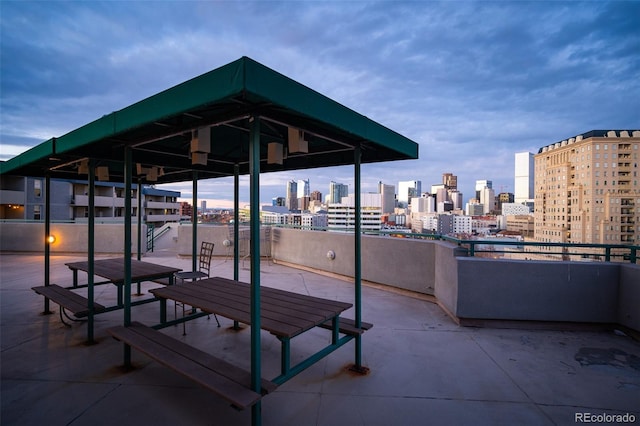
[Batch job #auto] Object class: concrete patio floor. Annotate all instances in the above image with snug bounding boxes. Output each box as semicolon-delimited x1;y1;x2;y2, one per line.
1;252;639;426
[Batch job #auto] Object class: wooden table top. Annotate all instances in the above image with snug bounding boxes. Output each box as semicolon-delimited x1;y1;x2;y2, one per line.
150;277;352;339
65;258;182;283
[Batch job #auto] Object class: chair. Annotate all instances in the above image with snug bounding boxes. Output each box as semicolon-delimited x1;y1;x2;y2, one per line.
174;241;219;334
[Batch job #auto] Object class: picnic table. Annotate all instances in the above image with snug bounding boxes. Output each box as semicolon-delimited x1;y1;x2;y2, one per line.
65;258;182;306
149;276;355;384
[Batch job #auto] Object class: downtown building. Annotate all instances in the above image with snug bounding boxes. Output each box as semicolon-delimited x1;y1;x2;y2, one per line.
327;193;382;233
514;152;535;208
533;130;640;258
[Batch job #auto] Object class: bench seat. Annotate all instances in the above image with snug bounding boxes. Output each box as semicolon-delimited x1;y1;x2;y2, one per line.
318;317;373;336
107;321;277;409
32;284;106;318
152;277;172;286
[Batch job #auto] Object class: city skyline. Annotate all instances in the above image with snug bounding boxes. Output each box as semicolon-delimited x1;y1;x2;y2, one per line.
2;2;638;208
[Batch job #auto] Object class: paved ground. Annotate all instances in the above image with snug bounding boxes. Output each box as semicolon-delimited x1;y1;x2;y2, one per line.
1;252;639;426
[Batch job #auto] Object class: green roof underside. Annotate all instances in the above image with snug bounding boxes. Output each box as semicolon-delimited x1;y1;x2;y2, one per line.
0;57;418;183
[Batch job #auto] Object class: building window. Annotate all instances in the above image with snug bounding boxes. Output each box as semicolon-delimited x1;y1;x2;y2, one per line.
34;179;42;197
34;205;41;220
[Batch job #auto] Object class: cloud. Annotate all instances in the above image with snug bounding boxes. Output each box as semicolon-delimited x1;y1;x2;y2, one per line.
2;1;639;207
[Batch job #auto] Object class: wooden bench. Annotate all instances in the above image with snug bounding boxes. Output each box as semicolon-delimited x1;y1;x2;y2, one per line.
319;317;373;336
32;284;106;322
152;277;172;286
107;321;277;410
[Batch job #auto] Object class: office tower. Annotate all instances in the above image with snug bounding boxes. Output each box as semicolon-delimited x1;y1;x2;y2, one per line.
201;200;207;212
442;173;457;190
310;190;322;202
475;179;492;201
497;192;514;213
398;180;421;208
286;180;298;211
378;181;396;214
449;190;463;210
430;183;447;208
297;179;310;199
534;130;640;248
479;186;496;214
514;152;535;204
329;181;349;204
327;193;382;232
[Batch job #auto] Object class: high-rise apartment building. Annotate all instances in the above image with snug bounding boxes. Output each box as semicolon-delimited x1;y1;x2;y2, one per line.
534;130;640;252
0;176;180;225
398;180;421;208
514;152;534;204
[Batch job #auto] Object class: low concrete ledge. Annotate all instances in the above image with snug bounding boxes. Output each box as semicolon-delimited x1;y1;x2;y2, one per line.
270;227;435;295
455;258;620;323
618;263;640;332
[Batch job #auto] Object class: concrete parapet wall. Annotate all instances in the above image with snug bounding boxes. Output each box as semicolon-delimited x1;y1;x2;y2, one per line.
270;227;435;294
175;224;271;258
0;222;145;254
3;223;638;333
454;258;620;323
618;264;640;331
176;224;233;257
433;241;462;315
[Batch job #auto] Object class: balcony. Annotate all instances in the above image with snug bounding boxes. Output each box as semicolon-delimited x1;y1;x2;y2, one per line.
145;200;180;209
144;213;180;223
73;194;115;208
1;226;639;425
0;189;25;205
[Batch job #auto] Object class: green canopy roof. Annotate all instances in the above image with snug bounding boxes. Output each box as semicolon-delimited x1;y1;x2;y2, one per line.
1;57;418;183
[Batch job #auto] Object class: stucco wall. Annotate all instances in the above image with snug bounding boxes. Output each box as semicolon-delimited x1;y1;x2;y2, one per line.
433;242;463;315
0;222;145;253
271;227;435;294
175;224;272;257
2;222;638;333
618;263;640;331
454;258;620;323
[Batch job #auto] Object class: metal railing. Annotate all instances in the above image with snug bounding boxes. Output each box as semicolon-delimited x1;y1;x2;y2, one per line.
146;224;172;252
382;231;638;264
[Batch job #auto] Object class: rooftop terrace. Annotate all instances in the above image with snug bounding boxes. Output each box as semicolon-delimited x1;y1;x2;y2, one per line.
1;252;639;425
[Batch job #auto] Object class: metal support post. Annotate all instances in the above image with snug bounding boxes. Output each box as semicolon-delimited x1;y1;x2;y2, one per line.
124;148;133;366
233;164;240;330
353;145;363;370
87;160;96;343
192;172;198;273
249;115;262;426
43;173;52;314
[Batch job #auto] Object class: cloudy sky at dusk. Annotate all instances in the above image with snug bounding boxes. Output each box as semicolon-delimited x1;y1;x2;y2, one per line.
2;1;639;208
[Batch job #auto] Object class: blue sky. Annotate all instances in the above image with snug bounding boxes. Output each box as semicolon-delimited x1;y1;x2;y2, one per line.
2;1;639;208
